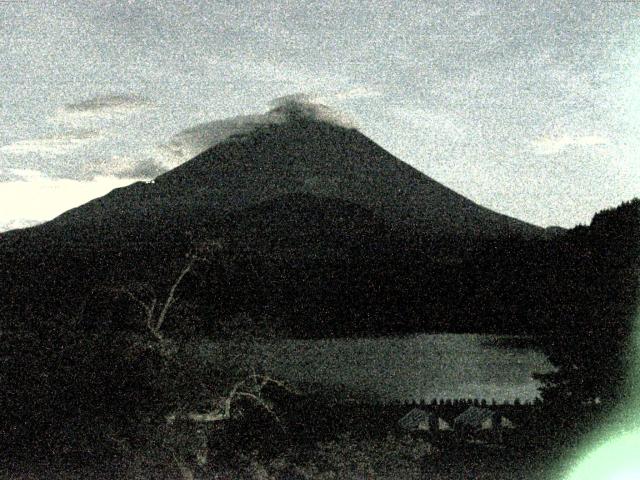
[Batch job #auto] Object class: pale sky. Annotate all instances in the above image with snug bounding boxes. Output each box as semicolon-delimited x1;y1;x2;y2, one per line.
1;0;639;231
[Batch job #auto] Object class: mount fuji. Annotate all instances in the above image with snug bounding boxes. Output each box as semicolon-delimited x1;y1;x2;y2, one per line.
0;100;547;336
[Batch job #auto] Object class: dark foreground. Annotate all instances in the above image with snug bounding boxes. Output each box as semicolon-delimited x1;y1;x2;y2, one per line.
0;399;600;480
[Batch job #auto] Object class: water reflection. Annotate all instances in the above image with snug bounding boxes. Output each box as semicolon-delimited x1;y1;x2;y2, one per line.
203;334;554;403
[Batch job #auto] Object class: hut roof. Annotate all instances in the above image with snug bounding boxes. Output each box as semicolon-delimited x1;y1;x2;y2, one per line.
399;408;430;429
399;408;451;431
454;407;495;428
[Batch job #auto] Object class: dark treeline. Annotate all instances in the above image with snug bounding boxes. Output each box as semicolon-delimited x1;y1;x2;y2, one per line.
533;199;640;409
0;198;637;360
2;199;636;342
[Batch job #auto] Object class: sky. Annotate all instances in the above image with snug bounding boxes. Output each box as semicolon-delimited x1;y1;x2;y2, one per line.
1;0;639;231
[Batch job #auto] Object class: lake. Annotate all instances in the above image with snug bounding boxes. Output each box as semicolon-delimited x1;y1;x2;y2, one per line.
201;334;554;403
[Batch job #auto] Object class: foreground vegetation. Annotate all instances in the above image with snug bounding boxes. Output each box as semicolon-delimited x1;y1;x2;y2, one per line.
0;323;609;480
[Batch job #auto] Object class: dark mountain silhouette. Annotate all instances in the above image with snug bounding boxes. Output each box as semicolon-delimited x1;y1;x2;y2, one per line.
23;111;543;242
0;105;553;336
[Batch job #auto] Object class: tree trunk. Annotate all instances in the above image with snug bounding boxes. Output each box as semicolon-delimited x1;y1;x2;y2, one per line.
155;256;195;334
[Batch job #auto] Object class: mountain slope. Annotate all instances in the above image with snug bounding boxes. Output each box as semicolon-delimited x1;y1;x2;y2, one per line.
45;113;541;242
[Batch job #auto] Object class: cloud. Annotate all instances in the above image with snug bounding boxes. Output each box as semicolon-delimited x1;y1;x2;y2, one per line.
25;95;156;155
25;94;364;179
268;94;358;128
1;168;45;181
114;158;167;178
532;134;609;155
78;155;167;180
54;94;155;120
0;168;38;182
154;112;277;165
0;171;139;230
155;95;357;165
0;129;102;156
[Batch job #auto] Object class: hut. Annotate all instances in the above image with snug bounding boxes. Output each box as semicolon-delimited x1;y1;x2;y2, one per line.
453;406;514;442
398;408;452;433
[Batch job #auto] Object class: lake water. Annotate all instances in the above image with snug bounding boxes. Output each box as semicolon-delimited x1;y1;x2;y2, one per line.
202;334;554;403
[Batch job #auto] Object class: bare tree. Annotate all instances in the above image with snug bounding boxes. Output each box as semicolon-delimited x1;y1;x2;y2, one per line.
81;237;294;479
160;373;296;480
81;239;222;340
165;373;292;426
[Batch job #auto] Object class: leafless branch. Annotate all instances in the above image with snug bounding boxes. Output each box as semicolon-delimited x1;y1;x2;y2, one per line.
165;374;297;430
82;239;223;341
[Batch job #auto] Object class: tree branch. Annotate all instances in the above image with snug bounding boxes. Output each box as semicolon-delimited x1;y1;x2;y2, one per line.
165;374;296;428
154;240;222;336
154;255;195;335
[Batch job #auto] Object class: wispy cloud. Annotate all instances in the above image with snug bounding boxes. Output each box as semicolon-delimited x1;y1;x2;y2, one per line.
0;218;41;233
79;155;167;180
532;134;609;155
154;95;359;166
154;113;274;166
269;93;358;127
54;94;155;120
2;168;44;181
113;158;167;179
0;168;36;182
10;94;158;160
0;129;102;156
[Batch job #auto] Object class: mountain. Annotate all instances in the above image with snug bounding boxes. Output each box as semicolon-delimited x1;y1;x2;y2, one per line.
43;109;541;242
0;104;547;336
